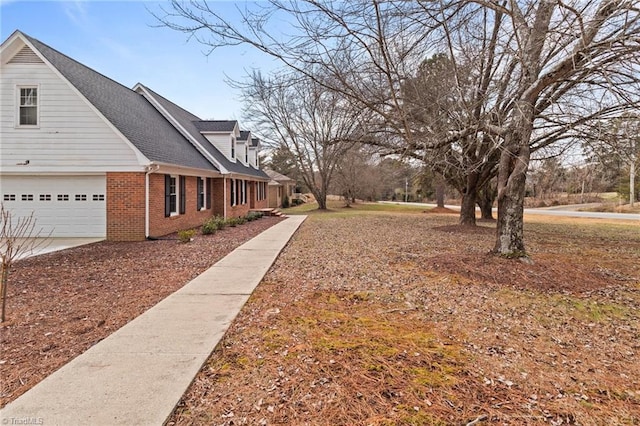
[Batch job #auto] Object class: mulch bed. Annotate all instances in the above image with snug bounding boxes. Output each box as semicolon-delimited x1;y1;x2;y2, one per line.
0;216;283;407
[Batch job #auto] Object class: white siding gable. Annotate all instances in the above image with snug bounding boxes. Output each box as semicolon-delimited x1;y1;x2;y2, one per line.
236;141;246;165
0;42;145;174
202;133;235;161
248;147;258;168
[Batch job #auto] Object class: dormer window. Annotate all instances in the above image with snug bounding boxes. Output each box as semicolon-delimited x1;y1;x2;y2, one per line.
18;86;38;126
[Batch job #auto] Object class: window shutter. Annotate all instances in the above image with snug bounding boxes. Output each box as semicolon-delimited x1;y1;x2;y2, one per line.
230;179;235;206
206;178;212;209
179;175;186;214
164;175;171;217
196;178;202;211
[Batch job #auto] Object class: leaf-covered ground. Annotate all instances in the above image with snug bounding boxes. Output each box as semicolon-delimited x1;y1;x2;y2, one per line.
168;203;640;425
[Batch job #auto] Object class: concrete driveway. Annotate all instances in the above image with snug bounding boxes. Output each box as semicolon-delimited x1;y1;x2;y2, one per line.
9;237;104;260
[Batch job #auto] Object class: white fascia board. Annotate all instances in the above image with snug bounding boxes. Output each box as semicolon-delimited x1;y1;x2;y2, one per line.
13;34;151;167
133;84;229;174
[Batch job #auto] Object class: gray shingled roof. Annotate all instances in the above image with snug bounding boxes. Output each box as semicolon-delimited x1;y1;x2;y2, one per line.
139;85;269;180
264;169;295;182
22;33;217;172
238;130;250;141
250;138;260;148
193;120;237;132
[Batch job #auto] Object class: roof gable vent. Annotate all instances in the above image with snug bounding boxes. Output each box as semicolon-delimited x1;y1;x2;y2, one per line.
8;45;44;64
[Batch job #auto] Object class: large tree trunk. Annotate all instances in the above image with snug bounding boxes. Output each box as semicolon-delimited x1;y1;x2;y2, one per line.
630;157;635;207
435;175;446;208
477;188;495;220
315;189;328;209
494;174;527;256
494;119;532;257
459;173;479;226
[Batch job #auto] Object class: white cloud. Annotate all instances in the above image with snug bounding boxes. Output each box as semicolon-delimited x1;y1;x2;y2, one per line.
98;36;134;61
62;0;89;28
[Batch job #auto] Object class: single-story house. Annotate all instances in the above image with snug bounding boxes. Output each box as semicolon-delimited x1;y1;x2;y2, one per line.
264;169;296;208
0;30;270;241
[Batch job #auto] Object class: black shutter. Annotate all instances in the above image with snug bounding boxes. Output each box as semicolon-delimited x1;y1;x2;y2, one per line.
179;175;186;214
206;178;212;209
196;178;202;211
164;174;171;217
230;179;235;206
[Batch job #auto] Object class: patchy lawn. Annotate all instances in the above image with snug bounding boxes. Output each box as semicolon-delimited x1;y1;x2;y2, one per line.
169;203;640;425
0;216;283;407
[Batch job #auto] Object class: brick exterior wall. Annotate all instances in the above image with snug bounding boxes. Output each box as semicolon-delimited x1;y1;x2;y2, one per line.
148;174;215;238
212;178;268;218
268;185;282;208
254;181;268;210
227;178;251;218
106;172;146;241
211;178;226;217
106;173;269;241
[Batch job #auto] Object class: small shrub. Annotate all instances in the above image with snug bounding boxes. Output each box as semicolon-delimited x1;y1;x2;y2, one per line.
291;198;304;206
202;219;217;235
213;216;226;230
282;194;290;208
226;217;240;227
246;211;263;221
237;216;247;225
178;229;196;243
202;216;226;234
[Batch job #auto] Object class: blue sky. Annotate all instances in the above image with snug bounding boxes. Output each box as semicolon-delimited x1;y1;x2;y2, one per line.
1;1;279;120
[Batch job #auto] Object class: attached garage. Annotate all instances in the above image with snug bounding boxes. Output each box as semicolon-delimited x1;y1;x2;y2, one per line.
1;175;106;238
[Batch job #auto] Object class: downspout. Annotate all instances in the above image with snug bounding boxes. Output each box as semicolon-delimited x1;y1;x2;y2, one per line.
223;176;227;219
145;164;160;238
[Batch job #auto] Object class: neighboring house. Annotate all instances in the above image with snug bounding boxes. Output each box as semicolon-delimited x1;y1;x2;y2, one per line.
0;30;269;241
264;169;296;208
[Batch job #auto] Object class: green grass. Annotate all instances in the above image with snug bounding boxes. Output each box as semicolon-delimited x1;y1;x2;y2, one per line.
283;200;428;216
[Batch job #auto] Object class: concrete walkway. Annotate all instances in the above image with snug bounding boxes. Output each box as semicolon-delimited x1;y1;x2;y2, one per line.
1;215;307;426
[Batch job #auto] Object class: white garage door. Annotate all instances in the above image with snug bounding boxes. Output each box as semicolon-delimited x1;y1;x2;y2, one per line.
1;175;106;238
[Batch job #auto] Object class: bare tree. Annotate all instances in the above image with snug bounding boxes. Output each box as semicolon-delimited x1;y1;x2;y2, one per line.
239;71;367;209
584;115;640;206
402;53;501;224
1;204;50;322
156;0;640;258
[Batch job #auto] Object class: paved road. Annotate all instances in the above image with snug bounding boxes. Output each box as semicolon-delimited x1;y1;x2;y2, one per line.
379;201;640;222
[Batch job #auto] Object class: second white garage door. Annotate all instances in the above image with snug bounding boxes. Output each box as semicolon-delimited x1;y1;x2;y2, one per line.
1;175;106;238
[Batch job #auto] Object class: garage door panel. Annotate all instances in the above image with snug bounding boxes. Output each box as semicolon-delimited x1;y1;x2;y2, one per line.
1;176;106;238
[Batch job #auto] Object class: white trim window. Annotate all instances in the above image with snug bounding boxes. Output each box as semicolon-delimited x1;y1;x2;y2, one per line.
230;178;236;206
17;86;39;127
197;177;206;211
169;175;178;216
165;174;179;217
242;180;247;204
231;137;236;160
